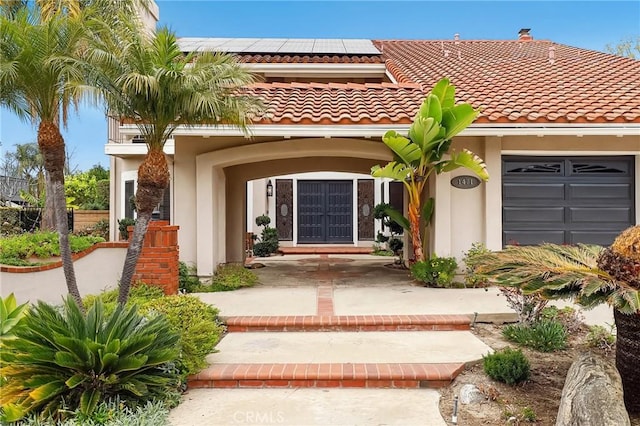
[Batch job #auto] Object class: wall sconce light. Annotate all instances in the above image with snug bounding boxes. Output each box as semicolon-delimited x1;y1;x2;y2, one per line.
266;180;273;197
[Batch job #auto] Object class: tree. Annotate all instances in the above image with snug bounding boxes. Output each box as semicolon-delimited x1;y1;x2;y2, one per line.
64;165;109;210
0;8;91;308
606;36;639;59
474;226;640;414
371;78;489;262
89;23;262;304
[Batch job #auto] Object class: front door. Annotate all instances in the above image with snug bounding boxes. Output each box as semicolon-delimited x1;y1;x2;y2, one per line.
297;180;353;243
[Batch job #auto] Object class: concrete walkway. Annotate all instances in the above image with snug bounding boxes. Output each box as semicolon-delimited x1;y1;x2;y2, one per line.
171;254;613;425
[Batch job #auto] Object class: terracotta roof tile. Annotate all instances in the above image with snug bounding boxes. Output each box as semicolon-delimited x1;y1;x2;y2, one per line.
241;39;639;125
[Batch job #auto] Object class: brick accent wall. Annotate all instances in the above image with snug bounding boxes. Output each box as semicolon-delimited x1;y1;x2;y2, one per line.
128;221;179;295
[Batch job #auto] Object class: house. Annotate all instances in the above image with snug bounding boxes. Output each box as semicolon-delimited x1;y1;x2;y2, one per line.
106;29;640;277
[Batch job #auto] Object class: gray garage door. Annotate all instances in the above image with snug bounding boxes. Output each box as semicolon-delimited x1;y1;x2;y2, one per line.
502;156;635;246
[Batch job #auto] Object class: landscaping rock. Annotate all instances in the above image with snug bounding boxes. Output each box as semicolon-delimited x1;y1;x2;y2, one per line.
459;384;485;405
556;352;630;426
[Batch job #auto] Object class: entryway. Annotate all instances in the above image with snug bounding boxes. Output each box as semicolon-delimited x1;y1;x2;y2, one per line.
297;180;353;243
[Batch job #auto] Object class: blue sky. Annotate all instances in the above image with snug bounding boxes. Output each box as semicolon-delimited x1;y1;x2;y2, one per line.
1;0;638;171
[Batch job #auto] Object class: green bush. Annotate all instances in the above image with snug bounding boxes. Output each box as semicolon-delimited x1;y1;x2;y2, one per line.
210;263;258;291
139;295;225;377
502;319;568;352
483;348;530;385
0;207;23;236
0;298;181;422
74;219;109;240
252;215;279;257
0;231;105;265
15;398;170;426
585;324;616;353
410;255;458;287
178;261;202;293
117;218;136;240
462;242;491;287
83;284;165;316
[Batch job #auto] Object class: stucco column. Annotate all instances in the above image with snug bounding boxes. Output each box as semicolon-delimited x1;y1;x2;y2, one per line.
195;158;226;276
433;170;452;257
225;177;246;263
484;136;503;250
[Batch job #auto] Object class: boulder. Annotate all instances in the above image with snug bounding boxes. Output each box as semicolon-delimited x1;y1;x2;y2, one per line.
459;384;485;405
556;353;630;426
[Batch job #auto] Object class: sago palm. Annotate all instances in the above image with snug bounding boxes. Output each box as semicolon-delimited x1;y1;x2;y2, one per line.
474;226;640;414
371;78;488;262
88;22;262;304
0;8;90;308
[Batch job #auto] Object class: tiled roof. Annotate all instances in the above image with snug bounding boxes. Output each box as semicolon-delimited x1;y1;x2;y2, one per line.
248;82;424;125
245;39;640;125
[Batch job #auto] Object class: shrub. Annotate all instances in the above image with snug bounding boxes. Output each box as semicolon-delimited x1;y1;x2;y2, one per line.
74;219;109;240
499;287;548;325
206;263;258;292
178;261;202;293
0;232;105;265
83;284;165;316
483;348;530;385
502;319;568;352
540;305;584;333
0;293;28;343
463;242;491;287
585;324;616;354
410;255;458;287
139;295;225;377
0;298;181;422
252;215;278;257
15;398;170;426
117;218;136;240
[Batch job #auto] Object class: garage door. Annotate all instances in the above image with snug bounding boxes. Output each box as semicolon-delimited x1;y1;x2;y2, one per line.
502;156;635;246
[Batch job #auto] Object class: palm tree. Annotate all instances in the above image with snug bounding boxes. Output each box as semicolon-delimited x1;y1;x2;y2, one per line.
88;23;262;304
474;226;640;414
0;9;90;308
371;78;489;262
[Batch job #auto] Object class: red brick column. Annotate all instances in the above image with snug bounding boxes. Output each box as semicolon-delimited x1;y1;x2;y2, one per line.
128;221;179;295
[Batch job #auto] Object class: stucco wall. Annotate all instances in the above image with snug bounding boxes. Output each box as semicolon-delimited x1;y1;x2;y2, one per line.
1;247;126;305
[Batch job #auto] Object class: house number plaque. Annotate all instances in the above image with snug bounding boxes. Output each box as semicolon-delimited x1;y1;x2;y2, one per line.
451;175;481;189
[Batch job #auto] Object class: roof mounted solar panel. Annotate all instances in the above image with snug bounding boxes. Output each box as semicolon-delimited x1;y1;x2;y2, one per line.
177;38;382;55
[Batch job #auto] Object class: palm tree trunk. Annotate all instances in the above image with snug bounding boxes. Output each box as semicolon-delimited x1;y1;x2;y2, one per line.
118;148;169;305
41;172;55;230
37;121;83;311
614;308;640;414
408;202;424;262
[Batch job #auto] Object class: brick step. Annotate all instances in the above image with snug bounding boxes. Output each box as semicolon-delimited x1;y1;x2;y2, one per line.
225;314;471;332
188;362;464;390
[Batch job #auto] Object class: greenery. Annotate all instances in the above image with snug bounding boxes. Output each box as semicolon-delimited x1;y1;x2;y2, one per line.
462;242;491;287
585;324;616;354
483;348;531;385
410;255;458;287
1;207;24;236
178;262;202;293
13;398;170;426
540;305;584;333
502;319;568;352
252;215;279;257
82;284;165;315
371;78;488;262
74;218;110;241
0;298;181;422
0;293;28;343
0;231;105;265
117;218;136;240
139;296;225;377
606;35;639;59
64;165;110;210
196;263;259;292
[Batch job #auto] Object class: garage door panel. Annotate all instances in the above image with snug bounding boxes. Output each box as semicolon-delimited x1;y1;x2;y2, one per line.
503;231;565;245
502;156;634;247
569;231;628;246
503;183;565;199
504;207;564;223
569;207;632;224
569;184;632;200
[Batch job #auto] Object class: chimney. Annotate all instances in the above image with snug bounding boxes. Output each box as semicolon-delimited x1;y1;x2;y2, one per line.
518;28;532;41
454;33;460;44
548;45;556;64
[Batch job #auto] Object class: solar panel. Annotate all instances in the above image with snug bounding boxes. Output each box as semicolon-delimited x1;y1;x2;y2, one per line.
177;38;381;55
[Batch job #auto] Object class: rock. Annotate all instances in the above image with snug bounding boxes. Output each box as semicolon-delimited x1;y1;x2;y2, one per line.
556;353;630;426
459;384;485;405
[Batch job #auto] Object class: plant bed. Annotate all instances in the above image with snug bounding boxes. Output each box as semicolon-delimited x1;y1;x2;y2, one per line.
0;231;105;266
438;323;640;425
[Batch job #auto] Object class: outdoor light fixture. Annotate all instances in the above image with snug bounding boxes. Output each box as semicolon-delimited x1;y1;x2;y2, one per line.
266;180;273;197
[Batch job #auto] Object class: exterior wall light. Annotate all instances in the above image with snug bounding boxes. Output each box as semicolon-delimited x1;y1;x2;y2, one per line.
266;180;273;197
